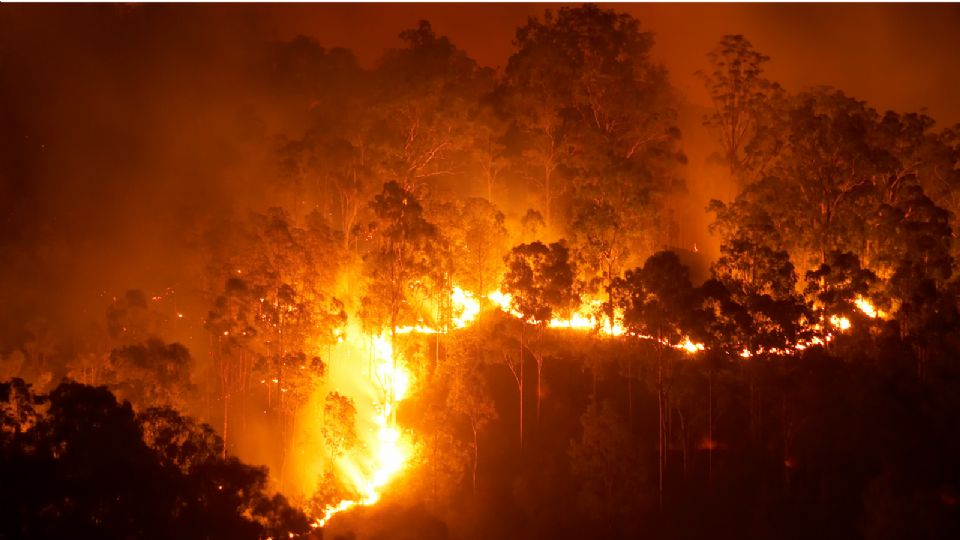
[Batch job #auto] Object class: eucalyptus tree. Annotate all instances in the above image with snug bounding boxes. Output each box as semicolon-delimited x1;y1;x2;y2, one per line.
503;4;684;238
699;35;784;191
502;240;579;425
360;182;444;417
612;250;695;511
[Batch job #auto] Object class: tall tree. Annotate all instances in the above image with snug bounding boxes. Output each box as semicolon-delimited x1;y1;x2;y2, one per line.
446;342;497;494
106;339;195;411
570;200;627;321
504;4;683;235
613;250;695;511
699;35;784;191
372;21;494;194
569;399;642;534
502;240;580;424
361;182;444;416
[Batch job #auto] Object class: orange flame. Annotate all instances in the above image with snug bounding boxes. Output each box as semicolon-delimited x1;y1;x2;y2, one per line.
312;284;872;525
312;330;414;528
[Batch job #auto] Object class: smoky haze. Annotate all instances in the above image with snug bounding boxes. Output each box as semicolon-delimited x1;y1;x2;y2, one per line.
2;6;269;337
3;3;958;313
4;4;958;337
257;3;960;125
4;5;960;538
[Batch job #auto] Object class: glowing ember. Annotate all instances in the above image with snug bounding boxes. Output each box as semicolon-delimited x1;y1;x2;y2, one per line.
487;290;523;318
829;315;852;331
451;286;480;328
548;311;596;330
311;285;864;527
680;338;705;354
855;295;883;318
395;324;440;335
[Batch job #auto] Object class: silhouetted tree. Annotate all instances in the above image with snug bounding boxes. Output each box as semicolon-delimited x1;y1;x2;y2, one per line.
502;240;579;424
699;35;784;190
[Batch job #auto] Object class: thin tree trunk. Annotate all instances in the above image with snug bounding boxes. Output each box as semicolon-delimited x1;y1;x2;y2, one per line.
519;325;525;451
537;360;542;423
222;388;229;459
749;368;755;443
276;294;286;490
432;430;438;504
543;161;552;231
472;422;479;495
535;326;544;425
782;395;790;488
390;323;397;426
678;410;688;477
592;355;598;398
708;370;714;490
657;339;664;513
627;356;633;427
219;336;229;459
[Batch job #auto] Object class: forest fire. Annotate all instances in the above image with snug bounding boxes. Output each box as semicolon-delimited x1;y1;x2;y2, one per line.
451;286;481;328
316;278;876;527
310;329;415;528
855;295;884;319
315;286;678;527
4;4;960;540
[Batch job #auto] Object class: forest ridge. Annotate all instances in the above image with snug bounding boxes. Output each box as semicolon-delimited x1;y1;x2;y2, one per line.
2;4;960;540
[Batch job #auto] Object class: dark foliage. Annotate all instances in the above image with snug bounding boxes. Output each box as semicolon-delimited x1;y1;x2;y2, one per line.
0;380;310;540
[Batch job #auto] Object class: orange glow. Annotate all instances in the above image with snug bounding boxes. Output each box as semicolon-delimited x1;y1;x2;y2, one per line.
310;284;872;526
450;286;480;328
679;337;705;354
310;325;415;528
829;315;851;331
487;290;523;319
855;295;884;319
548;311;596;331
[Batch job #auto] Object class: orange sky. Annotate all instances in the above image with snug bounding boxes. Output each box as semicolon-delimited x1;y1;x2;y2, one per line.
258;3;960;126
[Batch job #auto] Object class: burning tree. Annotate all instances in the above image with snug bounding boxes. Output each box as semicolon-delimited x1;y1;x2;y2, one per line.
361;181;444;414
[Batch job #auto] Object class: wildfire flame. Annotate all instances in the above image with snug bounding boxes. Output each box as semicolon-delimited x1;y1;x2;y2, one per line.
312;330;414;528
855;295;884;319
829;315;852;331
451;286;480;328
313;284;871;526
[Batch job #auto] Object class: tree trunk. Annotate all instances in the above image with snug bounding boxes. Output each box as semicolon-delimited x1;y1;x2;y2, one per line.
749;367;755;443
678;410;688;477
472;422;479;495
543;161;552;231
390;322;398;426
432;430;438;504
627;355;633;427
782;396;790;488
592;355;598;398
519;325;525;452
222;387;229;459
536;358;542;424
218;336;229;459
657;339;664;513
708;370;714;490
276;295;286;490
